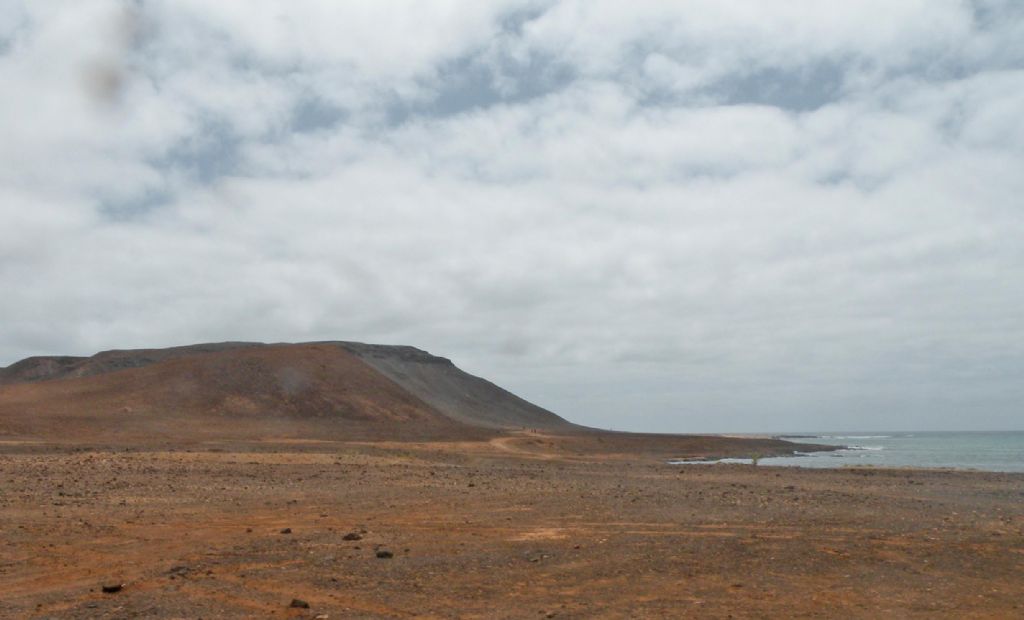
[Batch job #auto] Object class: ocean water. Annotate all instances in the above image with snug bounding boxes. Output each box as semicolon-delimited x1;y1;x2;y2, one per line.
678;432;1024;473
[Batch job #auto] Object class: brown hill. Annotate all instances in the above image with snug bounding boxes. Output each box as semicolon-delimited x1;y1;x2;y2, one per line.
0;341;822;460
0;343;489;442
0;341;575;442
0;341;266;385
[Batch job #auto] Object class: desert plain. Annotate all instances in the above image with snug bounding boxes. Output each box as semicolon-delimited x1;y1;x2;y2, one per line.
1;343;1022;618
2;433;1023;619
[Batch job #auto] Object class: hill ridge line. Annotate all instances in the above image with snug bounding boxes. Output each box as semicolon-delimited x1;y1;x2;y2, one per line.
0;341;572;435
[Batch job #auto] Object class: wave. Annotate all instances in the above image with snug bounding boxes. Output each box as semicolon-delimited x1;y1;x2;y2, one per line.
779;434;893;440
667;458;751;465
822;435;891;440
844;445;884;451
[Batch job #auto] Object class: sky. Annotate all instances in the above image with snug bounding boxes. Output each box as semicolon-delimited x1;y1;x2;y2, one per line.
1;1;1022;433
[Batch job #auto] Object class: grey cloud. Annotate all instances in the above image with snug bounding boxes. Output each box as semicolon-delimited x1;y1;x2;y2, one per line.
418;52;574;119
708;62;846;111
289;95;347;133
159;117;243;184
0;2;28;53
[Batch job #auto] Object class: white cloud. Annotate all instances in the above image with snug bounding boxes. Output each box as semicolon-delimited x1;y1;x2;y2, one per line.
1;1;1022;432
509;0;976;89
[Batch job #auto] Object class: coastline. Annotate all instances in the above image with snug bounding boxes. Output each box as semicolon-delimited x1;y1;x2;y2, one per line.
761;431;1024;473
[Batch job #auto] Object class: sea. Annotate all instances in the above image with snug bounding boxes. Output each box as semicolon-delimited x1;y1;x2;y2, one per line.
676;431;1024;473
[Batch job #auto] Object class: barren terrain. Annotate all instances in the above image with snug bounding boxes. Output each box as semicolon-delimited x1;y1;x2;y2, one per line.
2;435;1022;619
2;343;1021;617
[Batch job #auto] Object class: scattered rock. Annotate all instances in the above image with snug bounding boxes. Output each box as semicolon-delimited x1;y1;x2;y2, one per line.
376;550;394;559
342;532;362;541
289;598;310;608
168;565;190;580
280;528;292;534
101;583;123;594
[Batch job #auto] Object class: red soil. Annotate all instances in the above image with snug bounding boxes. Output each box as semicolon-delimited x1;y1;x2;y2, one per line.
0;344;477;442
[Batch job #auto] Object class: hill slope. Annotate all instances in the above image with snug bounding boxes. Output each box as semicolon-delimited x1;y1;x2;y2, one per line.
0;344;474;441
336;342;572;430
0;341;571;441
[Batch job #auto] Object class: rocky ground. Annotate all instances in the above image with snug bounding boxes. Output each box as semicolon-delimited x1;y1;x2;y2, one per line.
1;434;1022;619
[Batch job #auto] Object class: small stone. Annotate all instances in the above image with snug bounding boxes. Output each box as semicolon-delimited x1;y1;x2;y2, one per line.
280;528;292;534
101;583;123;593
168;565;190;576
289;598;310;608
342;532;362;541
375;550;394;559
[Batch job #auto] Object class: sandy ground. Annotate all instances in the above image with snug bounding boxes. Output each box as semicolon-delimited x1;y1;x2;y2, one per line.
1;434;1022;619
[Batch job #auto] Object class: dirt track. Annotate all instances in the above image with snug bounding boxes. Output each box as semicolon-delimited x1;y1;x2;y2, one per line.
2;434;1022;618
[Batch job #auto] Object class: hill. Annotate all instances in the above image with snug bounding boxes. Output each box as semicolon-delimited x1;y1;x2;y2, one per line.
0;341;571;442
336;342;574;430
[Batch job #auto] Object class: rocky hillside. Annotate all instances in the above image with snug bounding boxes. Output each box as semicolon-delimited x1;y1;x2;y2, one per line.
0;341;572;441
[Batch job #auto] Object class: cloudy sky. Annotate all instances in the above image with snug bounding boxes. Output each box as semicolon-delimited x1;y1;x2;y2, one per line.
2;1;1022;432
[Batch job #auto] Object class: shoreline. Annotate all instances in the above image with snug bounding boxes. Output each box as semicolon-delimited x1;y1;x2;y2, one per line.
670;456;1024;475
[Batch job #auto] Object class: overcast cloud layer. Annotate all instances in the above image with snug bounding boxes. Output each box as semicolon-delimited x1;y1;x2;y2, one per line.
2;1;1022;432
